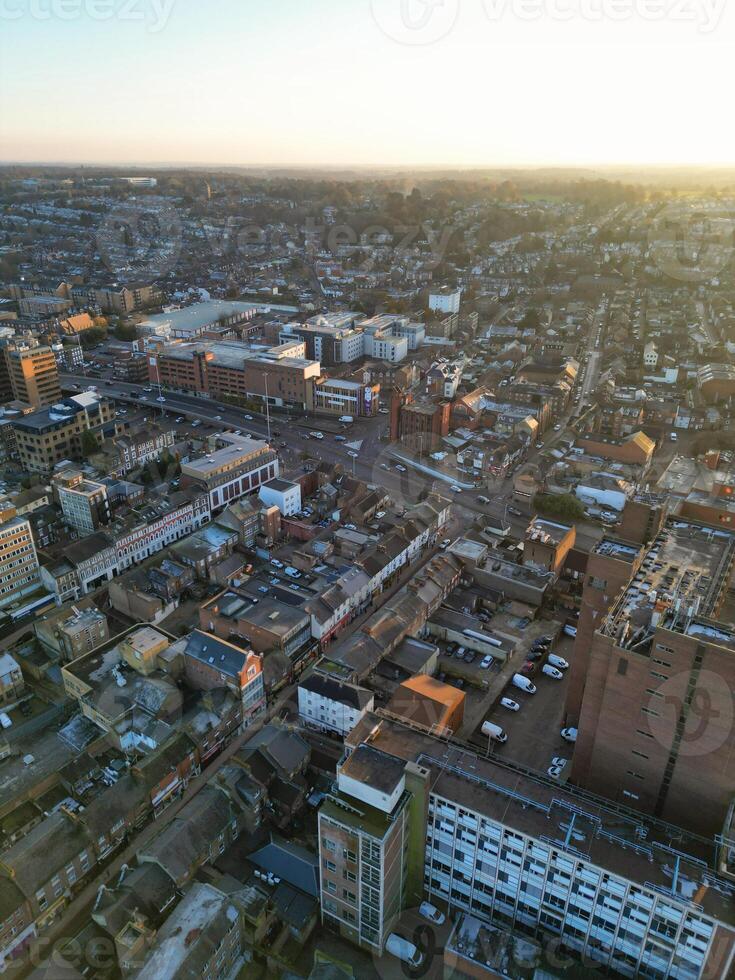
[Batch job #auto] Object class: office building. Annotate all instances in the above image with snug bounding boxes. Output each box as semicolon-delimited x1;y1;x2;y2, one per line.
54;469;111;533
318;714;735;980
147;341;321;410
0;507;40;609
0;340;62;408
12;393;116;474
180;435;278;513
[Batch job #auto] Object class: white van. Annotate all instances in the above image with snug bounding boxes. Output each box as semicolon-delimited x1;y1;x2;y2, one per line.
547;653;569;670
312;431;324;440
481;721;508;743
386;934;423;969
285;566;302;579
512;673;537;694
542;664;564;680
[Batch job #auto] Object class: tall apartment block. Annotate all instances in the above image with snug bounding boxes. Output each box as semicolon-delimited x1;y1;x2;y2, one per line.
0;504;41;609
0;340;62;408
572;517;735;837
318;714;735;980
318;743;429;951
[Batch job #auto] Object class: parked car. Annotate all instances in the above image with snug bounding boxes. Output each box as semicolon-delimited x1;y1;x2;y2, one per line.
547;764;564;779
508;506;523;517
477;495;490;504
526;650;543;662
213;414;222;421
480;655;494;669
395;464;407;473
548;653;569;670
419;902;446;925
563;623;577;638
454;646;467;660
464;650;476;664
270;558;284;569
450;485;462;493
561;727;578;743
520;661;536;676
542;664;564;680
500;697;520;711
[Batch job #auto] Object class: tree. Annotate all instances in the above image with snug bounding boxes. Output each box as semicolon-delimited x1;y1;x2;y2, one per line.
81;429;99;456
533;492;585;521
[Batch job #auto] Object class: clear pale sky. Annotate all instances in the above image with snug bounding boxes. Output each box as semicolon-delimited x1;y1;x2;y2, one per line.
0;0;733;168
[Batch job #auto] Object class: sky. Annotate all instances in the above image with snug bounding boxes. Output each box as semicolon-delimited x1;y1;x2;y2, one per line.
0;0;733;169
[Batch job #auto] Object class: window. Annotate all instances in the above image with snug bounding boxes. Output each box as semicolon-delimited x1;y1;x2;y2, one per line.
641;707;659;718
617;658;628;676
324;860;336;872
325;880;336;893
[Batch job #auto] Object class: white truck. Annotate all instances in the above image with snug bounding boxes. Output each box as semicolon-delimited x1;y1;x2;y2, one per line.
339;415;354;424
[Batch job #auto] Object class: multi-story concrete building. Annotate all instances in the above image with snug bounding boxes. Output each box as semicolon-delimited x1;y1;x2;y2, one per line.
319;714;735;980
147;341;321;410
0;507;40;610
54;470;111;533
34;604;109;663
389;391;451;448
12;393;116;474
572;518;735;837
0;339;62;408
523;518;576;575
258;477;301;516
312;377;380;417
429;286;462;314
180;435;278;513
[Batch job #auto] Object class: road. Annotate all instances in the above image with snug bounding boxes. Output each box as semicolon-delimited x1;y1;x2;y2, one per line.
60;374;605;549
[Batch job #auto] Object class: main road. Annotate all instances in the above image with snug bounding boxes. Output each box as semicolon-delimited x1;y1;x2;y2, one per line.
61;374;603;549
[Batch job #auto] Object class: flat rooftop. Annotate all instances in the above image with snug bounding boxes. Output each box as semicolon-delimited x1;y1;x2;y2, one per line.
344;713;735;927
602;519;735;645
526;518;573;545
142;299;298;333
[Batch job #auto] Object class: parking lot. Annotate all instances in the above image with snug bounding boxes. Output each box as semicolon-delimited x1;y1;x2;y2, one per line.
469;633;577;782
429;612;565;741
